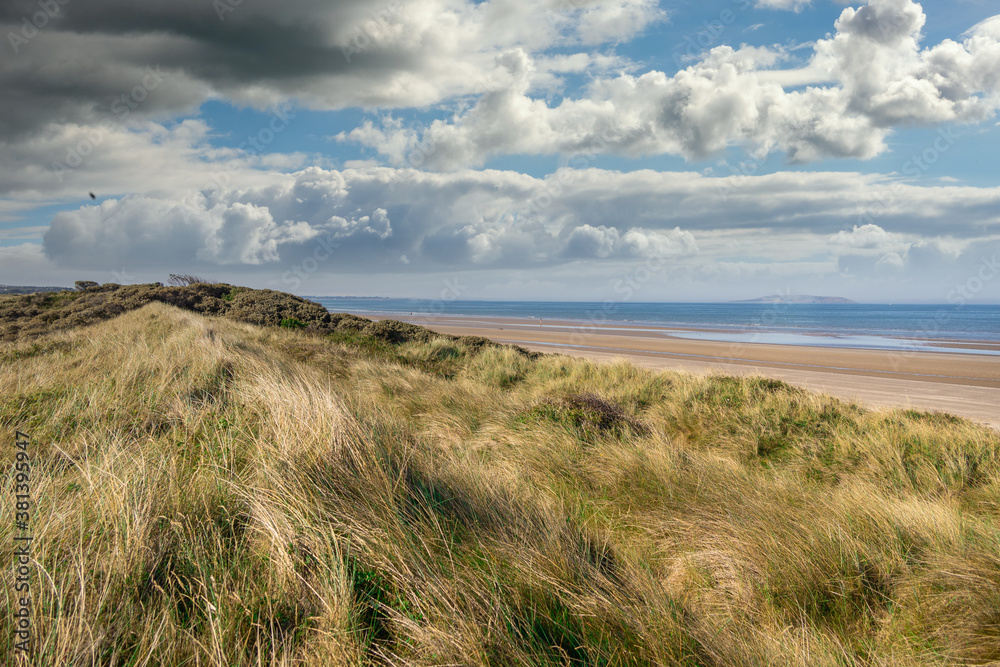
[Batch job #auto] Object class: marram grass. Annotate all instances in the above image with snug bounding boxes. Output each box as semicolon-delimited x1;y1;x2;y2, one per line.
1;303;999;666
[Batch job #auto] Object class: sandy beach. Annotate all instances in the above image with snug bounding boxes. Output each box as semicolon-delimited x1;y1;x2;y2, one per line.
364;313;1000;430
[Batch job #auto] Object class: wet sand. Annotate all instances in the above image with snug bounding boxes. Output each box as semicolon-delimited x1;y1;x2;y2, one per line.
364;313;1000;430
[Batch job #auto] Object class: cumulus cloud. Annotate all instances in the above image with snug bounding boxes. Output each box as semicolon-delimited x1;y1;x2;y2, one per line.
574;0;666;45
829;223;914;276
835;234;974;281
874;251;905;273
564;224;619;258
828;223;907;251
5;163;995;300
345;0;1000;168
40;166;703;273
622;228;699;258
37;166;1000;281
561;224;696;259
827;220;992;283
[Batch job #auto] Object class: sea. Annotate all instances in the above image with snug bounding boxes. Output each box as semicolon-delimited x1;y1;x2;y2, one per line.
309;298;1000;356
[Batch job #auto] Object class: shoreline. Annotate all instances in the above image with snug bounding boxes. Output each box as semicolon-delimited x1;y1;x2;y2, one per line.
342;309;1000;351
352;311;1000;429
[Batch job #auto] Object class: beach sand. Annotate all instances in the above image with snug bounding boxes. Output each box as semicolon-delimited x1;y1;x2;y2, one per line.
365;313;1000;430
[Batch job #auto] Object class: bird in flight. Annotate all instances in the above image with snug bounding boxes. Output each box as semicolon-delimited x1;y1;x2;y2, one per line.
89;192;96;199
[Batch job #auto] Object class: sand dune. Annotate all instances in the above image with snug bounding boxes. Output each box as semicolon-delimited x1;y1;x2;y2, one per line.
371;314;1000;430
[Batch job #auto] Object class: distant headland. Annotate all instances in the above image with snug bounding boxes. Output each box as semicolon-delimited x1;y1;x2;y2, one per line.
733;295;858;304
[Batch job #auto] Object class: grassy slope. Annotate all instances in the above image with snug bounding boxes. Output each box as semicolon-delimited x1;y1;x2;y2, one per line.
0;282;518;355
1;302;999;666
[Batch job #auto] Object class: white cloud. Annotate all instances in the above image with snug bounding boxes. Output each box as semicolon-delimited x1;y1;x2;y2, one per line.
755;0;812;12
621;228;699;258
5;163;997;300
35;166;1000;279
875;251;905;273
575;0;666;45
564;224;619;258
344;0;1000;168
828;223;906;251
0;118;314;202
33;166;709;273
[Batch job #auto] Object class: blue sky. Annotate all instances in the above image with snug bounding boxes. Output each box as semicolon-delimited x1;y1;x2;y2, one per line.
1;0;999;303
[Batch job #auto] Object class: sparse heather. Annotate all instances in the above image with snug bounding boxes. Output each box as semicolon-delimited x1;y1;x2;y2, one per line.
1;297;999;666
0;283;534;359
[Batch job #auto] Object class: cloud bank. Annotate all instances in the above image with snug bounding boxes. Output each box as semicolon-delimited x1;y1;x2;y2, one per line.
39;167;1000;279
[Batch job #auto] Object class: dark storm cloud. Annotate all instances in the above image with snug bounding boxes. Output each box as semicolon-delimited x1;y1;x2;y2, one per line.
0;0;660;141
0;0;397;137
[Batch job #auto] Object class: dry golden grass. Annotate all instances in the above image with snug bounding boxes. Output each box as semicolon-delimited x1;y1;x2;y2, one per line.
2;303;999;666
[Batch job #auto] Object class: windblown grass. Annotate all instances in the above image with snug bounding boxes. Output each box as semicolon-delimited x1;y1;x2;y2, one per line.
2;302;999;665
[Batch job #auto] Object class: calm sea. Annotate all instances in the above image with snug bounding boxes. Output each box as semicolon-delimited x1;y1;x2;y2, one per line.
310;298;1000;353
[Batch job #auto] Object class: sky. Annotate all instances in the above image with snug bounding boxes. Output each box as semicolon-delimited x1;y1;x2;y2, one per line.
1;0;999;304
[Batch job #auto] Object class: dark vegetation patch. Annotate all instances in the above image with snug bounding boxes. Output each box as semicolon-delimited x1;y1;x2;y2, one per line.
361;319;433;344
0;282;314;340
524;392;646;440
0;281;350;341
0;282;540;368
